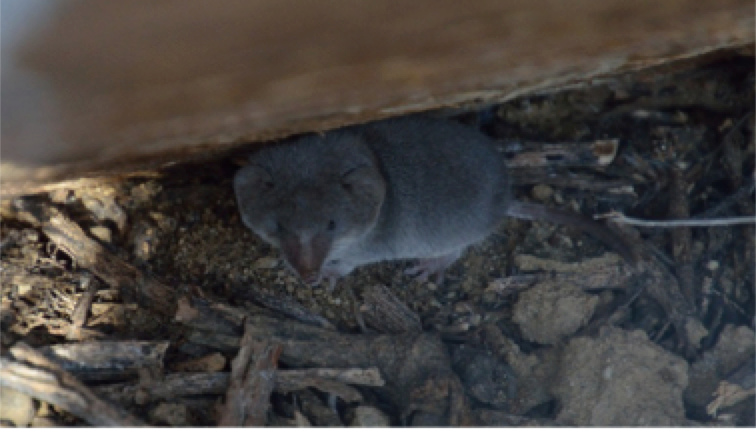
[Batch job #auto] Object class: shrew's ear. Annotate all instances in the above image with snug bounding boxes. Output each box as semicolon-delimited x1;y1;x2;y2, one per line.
341;164;386;202
234;164;275;194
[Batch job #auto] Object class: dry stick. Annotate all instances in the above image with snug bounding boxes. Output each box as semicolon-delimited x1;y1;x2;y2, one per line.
501;139;619;168
0;343;146;427
96;372;231;405
280;367;384;386
96;368;384;405
37;341;169;382
218;323;282;427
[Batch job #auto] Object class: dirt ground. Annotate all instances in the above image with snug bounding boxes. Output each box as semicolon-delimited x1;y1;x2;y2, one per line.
1;54;754;426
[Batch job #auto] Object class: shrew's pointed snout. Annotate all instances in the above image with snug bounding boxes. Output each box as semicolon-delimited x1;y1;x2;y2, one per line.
280;234;331;286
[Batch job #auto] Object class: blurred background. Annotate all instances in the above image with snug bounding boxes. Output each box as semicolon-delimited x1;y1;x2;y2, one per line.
1;0;753;190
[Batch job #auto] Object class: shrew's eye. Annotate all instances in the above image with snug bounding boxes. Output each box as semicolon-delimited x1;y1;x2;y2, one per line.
327;220;336;231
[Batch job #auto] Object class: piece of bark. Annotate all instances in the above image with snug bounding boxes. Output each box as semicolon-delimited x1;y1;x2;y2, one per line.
66;274;98;341
3;198;179;316
218;324;282;427
500;139;619;168
96;372;230;405
281;367;384;386
37;341;169;382
98;367;383;405
186;331;241;353
0;343;145;427
515;252;625;272
231;285;335;329
360;285;423;334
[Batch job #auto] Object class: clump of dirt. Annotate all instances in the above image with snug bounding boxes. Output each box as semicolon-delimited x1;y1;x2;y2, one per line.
2;54;754;426
554;327;691;426
513;280;598;345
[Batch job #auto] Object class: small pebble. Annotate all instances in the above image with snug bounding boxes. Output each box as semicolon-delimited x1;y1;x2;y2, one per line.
89;226;112;243
0;386;36;427
251;256;280;270
532;184;554;202
21;229;39;243
447;321;470;333
17;283;32;296
173;353;226;372
454;301;472;313
348;406;390;427
150;403;190;426
31;417;60;427
468;314;482;326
